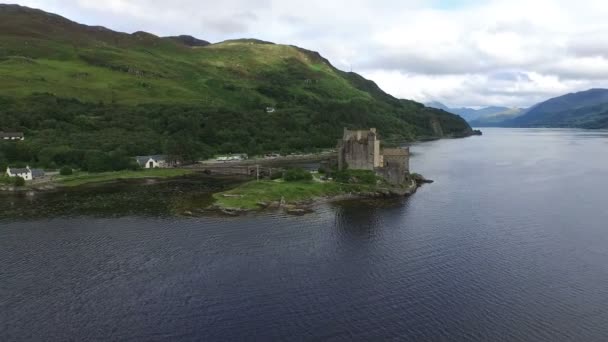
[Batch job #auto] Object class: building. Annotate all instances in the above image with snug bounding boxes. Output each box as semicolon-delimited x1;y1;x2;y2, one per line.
6;166;45;181
216;154;248;162
265;107;276;113
376;148;410;185
0;132;24;141
337;128;410;185
135;155;167;169
337;128;381;171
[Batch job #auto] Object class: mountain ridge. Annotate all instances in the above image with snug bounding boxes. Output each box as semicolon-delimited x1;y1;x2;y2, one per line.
0;4;473;170
426;101;525;123
503;88;608;128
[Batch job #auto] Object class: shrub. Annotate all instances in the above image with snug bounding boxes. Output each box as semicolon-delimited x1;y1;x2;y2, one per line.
333;169;377;185
13;176;25;187
59;166;73;176
283;168;313;182
269;170;283;180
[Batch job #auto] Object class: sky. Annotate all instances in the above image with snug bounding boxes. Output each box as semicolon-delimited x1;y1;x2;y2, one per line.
10;0;608;108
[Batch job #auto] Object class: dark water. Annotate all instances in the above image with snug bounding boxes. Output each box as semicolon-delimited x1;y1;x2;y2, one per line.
3;128;608;341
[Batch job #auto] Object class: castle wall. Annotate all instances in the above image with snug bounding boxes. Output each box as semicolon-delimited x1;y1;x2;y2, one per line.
375;164;407;185
338;128;379;171
339;138;376;170
376;148;410;185
338;129;411;185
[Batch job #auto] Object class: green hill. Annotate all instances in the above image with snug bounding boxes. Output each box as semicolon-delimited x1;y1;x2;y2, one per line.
0;4;472;171
504;89;608;128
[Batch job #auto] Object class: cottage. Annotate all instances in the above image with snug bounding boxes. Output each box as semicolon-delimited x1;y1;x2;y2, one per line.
0;132;24;141
265;107;276;113
135;155;167;169
337;128;410;185
6;166;45;181
216;154;248;162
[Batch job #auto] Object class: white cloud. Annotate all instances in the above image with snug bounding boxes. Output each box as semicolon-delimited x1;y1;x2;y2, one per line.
10;0;608;107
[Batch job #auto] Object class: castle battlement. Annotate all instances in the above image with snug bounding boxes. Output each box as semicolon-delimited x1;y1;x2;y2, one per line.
337;128;410;185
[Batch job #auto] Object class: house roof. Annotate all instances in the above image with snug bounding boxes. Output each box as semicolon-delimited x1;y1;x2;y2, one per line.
8;168;29;174
0;131;24;138
31;169;45;178
135;155;166;165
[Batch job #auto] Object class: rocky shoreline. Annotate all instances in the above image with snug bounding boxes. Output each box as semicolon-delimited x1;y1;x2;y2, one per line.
208;175;434;216
0;183;58;192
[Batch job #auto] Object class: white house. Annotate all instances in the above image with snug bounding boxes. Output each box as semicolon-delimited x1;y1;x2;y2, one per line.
135;155;167;169
6;166;45;181
6;167;32;180
216;154;248;162
0;132;24;141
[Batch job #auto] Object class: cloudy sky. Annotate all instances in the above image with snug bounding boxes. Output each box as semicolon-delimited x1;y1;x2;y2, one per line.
11;0;608;108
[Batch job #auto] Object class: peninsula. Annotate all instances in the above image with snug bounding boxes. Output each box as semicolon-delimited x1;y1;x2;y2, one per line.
212;128;432;214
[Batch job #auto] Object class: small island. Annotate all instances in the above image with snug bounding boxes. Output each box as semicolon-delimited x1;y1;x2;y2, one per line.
212;128;433;215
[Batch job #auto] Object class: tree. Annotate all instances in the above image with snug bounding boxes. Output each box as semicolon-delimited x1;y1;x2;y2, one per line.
84;150;111;172
13;176;25;187
283;168;313;182
59;166;73;176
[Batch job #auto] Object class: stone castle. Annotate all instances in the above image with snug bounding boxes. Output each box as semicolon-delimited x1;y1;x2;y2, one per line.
337;128;410;185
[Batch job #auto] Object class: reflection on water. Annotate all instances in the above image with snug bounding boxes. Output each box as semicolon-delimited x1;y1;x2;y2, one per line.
3;129;608;341
0;176;241;220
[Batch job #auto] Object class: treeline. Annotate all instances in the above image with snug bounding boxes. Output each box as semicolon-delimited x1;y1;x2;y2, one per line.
0;93;470;171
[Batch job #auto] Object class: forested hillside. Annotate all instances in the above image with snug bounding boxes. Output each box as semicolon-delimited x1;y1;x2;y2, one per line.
504;89;608;128
0;4;472;171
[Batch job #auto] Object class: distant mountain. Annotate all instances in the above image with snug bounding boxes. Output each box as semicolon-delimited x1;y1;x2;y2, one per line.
470;108;527;127
426;101;451;112
503;89;608;128
426;102;524;123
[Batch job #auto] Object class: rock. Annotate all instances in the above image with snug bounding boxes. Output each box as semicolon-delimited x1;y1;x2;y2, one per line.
285;207;314;215
183;210;194;216
267;201;281;209
411;173;434;185
257;201;269;208
221;209;240;216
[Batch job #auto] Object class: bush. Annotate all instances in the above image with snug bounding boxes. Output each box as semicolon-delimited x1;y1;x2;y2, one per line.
283;168;313;182
13;176;25;187
333;169;377;185
269;170;283;180
59;166;73;176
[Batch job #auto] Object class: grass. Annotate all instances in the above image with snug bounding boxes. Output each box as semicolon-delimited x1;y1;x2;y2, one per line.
57;169;194;187
213;179;375;210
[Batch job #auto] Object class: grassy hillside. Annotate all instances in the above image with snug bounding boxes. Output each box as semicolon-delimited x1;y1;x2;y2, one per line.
0;4;472;171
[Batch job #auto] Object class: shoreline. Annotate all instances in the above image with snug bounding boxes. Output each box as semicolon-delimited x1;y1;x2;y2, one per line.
0;169;196;193
209;175;433;216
